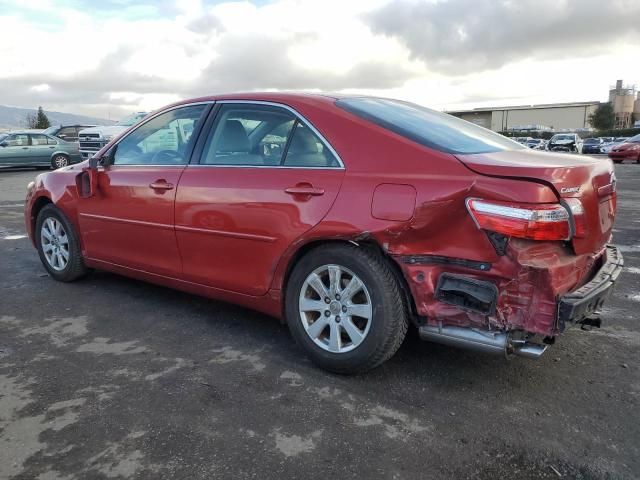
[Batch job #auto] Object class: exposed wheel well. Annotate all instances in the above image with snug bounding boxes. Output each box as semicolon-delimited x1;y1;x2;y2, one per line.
282;239;418;324
30;197;53;236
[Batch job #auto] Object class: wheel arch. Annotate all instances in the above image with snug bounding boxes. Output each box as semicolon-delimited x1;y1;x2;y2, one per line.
29;195;53;243
280;238;418;324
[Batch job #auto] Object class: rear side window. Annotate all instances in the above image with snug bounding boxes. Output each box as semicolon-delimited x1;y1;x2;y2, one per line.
336;98;524;155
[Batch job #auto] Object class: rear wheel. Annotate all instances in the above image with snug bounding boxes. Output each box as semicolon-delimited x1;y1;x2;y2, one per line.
285;244;408;374
51;154;69;169
35;204;88;282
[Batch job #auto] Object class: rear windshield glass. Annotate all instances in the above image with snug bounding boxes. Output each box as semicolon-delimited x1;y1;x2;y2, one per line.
335;97;524;154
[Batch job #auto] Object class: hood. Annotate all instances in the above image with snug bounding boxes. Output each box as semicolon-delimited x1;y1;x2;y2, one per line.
455;149;616;255
78;125;128;137
612;142;640;151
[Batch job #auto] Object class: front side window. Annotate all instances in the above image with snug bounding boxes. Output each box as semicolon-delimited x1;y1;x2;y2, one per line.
6;134;29;147
113;104;207;165
30;134;49;146
200;104;296;166
336;97;524;155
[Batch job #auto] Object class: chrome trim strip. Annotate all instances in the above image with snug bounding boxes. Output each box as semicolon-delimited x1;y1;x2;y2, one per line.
79;213;173;230
186;164;340;171
214;100;345;169
174;224;277;243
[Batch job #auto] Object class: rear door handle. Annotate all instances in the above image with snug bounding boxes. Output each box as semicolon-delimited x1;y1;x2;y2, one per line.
285;186;325;196
149;180;174;191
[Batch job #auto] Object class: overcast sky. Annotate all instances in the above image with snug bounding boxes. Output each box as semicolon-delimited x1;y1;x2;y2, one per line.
0;0;638;119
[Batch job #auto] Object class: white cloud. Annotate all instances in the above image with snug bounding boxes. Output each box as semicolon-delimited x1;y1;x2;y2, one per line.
0;0;637;119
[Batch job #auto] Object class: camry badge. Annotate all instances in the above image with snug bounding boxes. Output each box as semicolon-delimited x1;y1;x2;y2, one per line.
560;186;580;194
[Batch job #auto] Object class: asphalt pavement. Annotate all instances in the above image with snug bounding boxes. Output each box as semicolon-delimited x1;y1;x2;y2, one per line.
1;163;639;479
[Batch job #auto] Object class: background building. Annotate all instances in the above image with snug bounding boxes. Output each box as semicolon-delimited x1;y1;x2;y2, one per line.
448;102;599;132
609;80;639;129
448;79;638;132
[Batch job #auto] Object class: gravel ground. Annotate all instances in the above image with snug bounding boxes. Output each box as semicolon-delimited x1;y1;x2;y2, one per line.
1;163;638;480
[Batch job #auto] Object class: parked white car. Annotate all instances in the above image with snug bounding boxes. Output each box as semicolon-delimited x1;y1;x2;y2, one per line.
78;112;148;160
601;137;630;154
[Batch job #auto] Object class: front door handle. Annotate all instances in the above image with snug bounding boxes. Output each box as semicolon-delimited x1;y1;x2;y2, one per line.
149;180;174;191
285;186;325;196
22;147;28;150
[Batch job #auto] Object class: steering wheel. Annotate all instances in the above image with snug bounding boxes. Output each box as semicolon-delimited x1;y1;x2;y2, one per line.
151;149;182;164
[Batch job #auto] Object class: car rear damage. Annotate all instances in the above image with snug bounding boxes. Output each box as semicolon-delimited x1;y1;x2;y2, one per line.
377;150;622;358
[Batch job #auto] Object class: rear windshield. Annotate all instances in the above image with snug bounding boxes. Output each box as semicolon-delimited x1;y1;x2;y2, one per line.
584;138;600;144
335;98;524;154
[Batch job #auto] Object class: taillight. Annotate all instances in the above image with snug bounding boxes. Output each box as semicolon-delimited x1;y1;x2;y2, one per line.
466;198;571;241
563;198;587;238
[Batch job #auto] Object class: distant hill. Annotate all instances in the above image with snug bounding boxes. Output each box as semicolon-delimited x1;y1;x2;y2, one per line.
0;105;115;130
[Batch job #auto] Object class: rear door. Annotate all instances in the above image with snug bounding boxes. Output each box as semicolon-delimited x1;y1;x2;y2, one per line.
29;134;56;164
76;103;210;277
175;102;345;295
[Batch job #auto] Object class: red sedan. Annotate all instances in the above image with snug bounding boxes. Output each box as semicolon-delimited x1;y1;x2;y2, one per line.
608;134;640;163
24;93;622;373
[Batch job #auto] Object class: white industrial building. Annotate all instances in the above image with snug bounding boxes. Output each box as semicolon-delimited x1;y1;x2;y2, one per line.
448;80;640;132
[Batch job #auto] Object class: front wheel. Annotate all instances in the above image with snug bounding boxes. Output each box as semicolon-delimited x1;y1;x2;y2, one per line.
35;204;88;281
51;154;69;169
285;244;408;374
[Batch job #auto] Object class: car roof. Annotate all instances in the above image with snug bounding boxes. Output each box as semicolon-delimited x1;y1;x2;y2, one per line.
156;92;349;113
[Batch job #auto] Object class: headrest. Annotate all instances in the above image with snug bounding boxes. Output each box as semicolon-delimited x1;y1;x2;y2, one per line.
218;120;249;153
288;126;318;154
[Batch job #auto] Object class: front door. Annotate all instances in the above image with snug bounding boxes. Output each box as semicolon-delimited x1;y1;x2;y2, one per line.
0;134;30;166
175;102;345;296
77;103;210;277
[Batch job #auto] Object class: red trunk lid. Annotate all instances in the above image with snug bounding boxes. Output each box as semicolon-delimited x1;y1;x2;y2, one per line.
455;150;616;255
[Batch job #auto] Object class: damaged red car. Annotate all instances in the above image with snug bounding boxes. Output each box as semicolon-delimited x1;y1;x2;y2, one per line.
24;93;622;373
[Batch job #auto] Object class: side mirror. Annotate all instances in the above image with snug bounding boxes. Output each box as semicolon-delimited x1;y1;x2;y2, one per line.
0;141;7;147
77;154;105;198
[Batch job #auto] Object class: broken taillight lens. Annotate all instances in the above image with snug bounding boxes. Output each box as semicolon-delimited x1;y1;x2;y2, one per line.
563;198;587;238
466;198;571;241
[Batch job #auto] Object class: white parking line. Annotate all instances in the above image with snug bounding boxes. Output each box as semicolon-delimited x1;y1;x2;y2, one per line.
2;235;27;240
0;204;25;208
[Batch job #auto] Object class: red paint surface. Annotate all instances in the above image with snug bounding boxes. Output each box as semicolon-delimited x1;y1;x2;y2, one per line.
24;92;618;337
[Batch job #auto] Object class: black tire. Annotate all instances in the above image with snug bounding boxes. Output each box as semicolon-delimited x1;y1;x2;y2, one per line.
51;154;69;169
35;204;88;282
285;244;408;374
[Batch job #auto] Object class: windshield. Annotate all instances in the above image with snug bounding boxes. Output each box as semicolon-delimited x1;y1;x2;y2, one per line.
42;126;59;135
336;97;524;154
117;113;147;127
614;137;628;142
551;134;574;141
626;134;640;143
584;138;599;144
0;133;7;142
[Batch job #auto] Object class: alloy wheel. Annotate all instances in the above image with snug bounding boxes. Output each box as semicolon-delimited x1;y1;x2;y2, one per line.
40;217;70;271
53;155;69;168
298;264;372;353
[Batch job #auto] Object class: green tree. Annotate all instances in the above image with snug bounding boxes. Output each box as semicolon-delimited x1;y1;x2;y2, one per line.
26;106;51;129
589;103;615;130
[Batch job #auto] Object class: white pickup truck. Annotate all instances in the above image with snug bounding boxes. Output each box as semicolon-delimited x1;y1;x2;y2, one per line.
78;112;148;160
